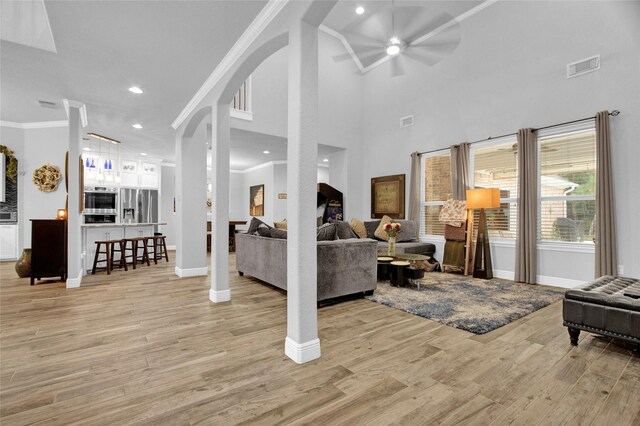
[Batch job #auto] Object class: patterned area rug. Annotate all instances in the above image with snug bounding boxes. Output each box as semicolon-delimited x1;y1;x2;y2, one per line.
366;273;564;334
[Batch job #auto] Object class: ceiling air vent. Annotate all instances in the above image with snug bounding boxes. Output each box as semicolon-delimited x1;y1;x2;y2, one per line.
38;100;60;109
567;55;600;78
400;115;414;128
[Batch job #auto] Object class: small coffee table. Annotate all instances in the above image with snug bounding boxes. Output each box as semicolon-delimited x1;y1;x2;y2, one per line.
390;260;411;286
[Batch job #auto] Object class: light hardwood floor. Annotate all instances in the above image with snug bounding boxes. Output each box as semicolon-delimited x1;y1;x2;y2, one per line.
1;254;638;425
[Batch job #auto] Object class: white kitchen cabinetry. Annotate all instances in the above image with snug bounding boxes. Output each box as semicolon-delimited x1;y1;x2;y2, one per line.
0;224;18;260
83;227;124;273
120;160;159;189
124;226;154;239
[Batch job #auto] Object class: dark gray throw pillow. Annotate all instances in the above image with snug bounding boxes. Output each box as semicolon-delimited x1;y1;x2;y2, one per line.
364;220;381;239
317;223;336;241
246;217;271;234
330;219;358;240
269;228;288;239
396;220;418;242
257;226;272;237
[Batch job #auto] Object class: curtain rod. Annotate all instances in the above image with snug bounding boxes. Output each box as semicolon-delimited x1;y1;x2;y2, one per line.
415;109;620;156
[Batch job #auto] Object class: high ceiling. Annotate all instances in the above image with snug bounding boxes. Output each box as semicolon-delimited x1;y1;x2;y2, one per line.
1;0;268;160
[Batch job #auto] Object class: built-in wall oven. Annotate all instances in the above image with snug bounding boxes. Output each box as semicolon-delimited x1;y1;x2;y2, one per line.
84;186;118;224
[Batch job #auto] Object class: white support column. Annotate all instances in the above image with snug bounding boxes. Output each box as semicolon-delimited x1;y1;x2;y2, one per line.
175;131;208;278
210;103;231;302
63;100;87;289
285;19;321;364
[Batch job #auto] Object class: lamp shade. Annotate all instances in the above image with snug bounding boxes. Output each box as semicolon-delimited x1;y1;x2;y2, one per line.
466;188;501;209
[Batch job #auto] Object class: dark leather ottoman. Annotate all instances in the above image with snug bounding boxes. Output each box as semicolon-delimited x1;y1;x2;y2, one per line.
563;276;640;352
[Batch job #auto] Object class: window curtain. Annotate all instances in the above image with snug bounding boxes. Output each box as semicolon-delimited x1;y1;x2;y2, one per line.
595;111;617;277
408;152;422;221
515;129;538;284
450;143;470;200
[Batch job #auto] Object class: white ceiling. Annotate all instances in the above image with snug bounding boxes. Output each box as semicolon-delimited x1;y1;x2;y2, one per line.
1;0;267;160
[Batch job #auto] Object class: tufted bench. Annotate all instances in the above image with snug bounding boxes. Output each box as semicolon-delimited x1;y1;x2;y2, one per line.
563;276;640;352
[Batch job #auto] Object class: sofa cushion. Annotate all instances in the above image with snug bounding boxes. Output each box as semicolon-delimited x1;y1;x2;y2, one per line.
350;219;367;239
269;228;288;239
257;227;272;237
317;223;336;241
377;241;436;256
364;220;381;239
396;220;419;242
247;217;272;234
374;215;393;241
330;219;358;240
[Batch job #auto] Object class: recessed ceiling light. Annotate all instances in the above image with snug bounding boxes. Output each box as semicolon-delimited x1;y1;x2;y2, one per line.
128;86;143;94
83;147;91;151
355;6;365;15
132;123;143;129
263;150;270;154
323;158;329;162
140;152;148;156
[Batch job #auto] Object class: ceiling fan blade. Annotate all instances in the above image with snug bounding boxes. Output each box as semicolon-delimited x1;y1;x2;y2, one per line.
332;46;381;64
332;52;355;63
402;47;445;67
390;56;404;78
392;6;431;43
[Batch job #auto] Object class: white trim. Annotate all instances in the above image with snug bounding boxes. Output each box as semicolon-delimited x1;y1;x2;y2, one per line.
175;266;208;277
0;120;69;129
493;269;515;281
537;242;595;254
66;269;83;288
40;0;58;54
63;99;88;128
536;275;584;289
172;0;290;130
160;163;176;168
230;109;254;121
166;245;176;250
209;288;231;303
284;337;321;364
319;25;365;73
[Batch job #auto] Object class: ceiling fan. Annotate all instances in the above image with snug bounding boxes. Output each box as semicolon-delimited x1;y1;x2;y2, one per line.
333;0;463;76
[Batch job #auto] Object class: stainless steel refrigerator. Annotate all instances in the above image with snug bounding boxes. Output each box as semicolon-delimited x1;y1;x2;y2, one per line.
120;188;158;224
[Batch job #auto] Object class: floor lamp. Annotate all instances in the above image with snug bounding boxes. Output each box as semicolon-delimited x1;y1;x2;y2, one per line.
466;188;501;279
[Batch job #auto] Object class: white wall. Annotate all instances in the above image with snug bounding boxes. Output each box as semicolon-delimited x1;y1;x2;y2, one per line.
242;162;275;226
19;127;68;249
160;164;177;248
229;171;244;221
359;1;640;282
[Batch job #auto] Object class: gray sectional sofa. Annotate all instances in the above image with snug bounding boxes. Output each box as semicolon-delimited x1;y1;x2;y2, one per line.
236;233;378;301
364;219;436;256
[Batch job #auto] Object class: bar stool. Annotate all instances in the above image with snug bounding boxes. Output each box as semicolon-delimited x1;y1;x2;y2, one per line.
123;237;150;268
92;239;126;275
147;232;169;263
109;239;128;272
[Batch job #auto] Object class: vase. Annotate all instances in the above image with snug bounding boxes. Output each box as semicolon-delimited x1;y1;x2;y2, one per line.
15;249;32;278
387;236;396;257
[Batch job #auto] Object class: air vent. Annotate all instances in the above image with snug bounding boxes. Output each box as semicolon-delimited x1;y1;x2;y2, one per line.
567;55;600;78
38;100;60;109
400;115;414;128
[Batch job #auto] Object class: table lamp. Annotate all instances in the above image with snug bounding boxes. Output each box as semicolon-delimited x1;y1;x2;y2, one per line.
466;188;500;279
56;208;67;220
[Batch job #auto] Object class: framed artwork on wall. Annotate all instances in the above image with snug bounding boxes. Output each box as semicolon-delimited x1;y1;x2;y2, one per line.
371;174;405;219
250;184;265;216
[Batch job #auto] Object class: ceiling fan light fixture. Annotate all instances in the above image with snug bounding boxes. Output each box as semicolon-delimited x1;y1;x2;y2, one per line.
386;36;403;56
355;6;365;15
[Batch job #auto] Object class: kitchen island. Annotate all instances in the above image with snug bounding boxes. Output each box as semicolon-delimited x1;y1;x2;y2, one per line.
81;223;166;275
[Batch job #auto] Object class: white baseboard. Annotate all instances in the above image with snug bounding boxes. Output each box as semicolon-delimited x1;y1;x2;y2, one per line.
66;269;83;288
537;275;584;289
284;337;321;364
493;269;515;281
175;266;208;277
167;245;176;250
209;288;231;303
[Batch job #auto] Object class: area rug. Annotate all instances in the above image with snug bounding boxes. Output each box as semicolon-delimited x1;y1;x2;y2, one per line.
366;273;564;334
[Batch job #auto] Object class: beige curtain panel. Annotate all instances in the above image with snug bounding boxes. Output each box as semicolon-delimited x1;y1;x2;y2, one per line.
408;152;422;221
515;128;538;284
450;142;470;200
595;111;618;277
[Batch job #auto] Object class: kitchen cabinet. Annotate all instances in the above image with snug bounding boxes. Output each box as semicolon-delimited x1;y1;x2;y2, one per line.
0;224;18;260
83;227;124;274
120;160;159;189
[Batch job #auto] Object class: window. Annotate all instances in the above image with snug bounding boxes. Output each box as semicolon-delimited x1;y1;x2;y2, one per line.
470;137;519;239
421;151;451;237
230;77;253;121
538;124;596;244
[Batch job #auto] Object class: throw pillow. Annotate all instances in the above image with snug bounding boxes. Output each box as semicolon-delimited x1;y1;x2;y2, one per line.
274;220;287;230
374;215;393;241
350;218;367;239
269;228;288;239
329;218;358;240
396;220;418;242
364;220;381;239
317;223;336;241
246;217;272;234
257;227;272;237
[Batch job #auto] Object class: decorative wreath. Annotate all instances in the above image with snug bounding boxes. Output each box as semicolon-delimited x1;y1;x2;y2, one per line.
32;163;62;192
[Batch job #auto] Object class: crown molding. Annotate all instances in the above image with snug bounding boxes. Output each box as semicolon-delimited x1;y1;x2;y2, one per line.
63;99;88;128
172;0;290;130
0;120;68;129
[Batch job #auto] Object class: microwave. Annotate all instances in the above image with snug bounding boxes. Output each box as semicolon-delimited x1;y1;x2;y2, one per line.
84;186;118;214
0;211;17;222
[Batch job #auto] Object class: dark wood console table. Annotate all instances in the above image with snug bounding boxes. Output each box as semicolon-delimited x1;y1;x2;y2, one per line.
207;220;247;253
30;219;67;285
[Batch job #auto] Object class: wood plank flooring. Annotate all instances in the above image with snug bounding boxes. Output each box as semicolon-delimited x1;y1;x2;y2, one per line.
1;255;638;425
